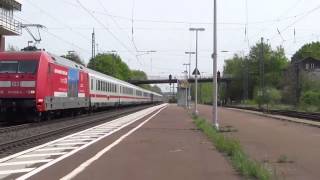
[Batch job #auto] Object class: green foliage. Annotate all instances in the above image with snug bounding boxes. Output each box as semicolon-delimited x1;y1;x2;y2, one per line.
193;117;272;180
243;99;256;105
87;55;161;94
61;52;85;66
300;90;320;107
292;41;320;61
253;87;282;106
300;72;320;92
222;41;289;103
130;70;148;80
223;55;245;101
265;87;282;105
87;53;131;81
150;85;162;94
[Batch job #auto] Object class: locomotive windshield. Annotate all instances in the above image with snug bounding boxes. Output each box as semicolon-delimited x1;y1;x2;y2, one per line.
0;60;38;74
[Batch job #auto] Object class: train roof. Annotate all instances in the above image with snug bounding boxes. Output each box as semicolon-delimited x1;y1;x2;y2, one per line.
48;52;162;97
0;50;162;97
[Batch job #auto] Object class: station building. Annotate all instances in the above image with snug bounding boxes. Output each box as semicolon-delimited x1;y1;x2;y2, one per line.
0;0;22;51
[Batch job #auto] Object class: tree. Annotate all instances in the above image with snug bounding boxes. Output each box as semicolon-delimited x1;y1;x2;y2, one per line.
130;70;148;80
61;52;85;66
292;42;320;61
87;53;131;81
150;85;162;94
222;41;289;103
7;45;19;52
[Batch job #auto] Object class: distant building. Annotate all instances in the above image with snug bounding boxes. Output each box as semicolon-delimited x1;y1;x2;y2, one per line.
295;57;319;70
0;0;22;51
283;57;320;104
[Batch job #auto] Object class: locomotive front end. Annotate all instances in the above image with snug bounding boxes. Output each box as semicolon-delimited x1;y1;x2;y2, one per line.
0;52;40;115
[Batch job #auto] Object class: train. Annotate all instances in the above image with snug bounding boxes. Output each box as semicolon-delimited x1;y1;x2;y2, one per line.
0;50;162;121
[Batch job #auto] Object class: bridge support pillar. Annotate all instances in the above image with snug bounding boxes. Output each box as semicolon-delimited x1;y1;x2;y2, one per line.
177;80;189;108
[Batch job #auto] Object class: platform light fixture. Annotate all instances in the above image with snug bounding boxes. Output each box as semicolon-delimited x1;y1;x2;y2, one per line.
189;27;205;116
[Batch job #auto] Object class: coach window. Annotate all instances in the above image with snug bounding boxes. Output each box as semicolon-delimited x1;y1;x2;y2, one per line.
96;80;99;91
101;81;103;91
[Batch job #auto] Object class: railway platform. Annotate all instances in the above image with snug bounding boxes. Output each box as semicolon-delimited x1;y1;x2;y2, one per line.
0;104;240;180
198;104;320;180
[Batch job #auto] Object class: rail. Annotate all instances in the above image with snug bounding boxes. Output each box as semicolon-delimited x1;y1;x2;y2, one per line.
226;105;320;122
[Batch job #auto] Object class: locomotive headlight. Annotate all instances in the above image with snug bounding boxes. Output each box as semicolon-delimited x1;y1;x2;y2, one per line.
26;90;36;94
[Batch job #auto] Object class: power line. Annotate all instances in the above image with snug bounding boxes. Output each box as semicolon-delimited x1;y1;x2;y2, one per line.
96;0;140;53
25;0;91;42
61;1;307;26
270;4;320;40
15;16;90;54
76;0;140;62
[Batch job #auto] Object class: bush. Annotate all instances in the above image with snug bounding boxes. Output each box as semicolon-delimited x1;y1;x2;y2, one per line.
254;87;282;105
300;90;320;107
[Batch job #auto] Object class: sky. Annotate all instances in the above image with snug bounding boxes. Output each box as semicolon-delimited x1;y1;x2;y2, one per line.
6;0;320;91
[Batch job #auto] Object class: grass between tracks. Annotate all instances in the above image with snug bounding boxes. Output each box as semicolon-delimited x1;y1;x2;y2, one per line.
193;116;272;180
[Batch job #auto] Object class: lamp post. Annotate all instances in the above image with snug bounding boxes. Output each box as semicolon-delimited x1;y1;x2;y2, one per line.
183;64;189;107
212;0;219;129
185;51;195;109
189;27;205;116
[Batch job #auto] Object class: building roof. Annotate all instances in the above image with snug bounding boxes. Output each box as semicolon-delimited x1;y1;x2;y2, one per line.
0;0;22;11
293;57;320;64
301;57;320;62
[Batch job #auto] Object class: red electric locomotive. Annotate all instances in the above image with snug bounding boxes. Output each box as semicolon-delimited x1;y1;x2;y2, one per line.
0;51;89;121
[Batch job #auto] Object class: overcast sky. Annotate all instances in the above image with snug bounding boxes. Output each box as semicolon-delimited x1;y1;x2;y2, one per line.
6;0;320;91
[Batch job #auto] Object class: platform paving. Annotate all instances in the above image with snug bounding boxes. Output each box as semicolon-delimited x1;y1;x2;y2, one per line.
28;104;240;180
198;104;320;180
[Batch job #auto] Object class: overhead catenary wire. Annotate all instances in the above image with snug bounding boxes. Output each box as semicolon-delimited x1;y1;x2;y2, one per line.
270;4;320;41
97;0;139;52
15;16;91;55
25;0;91;42
76;0;140;64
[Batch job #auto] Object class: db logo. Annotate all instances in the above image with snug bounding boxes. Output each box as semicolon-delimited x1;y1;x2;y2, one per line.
11;81;20;87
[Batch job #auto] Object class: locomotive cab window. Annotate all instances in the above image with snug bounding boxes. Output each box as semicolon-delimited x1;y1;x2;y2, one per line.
18;61;38;74
0;61;18;73
0;60;38;74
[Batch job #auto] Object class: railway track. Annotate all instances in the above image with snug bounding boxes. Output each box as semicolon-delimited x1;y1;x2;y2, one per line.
0;105;154;157
0;124;33;134
0;105;151;134
226;106;320;122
